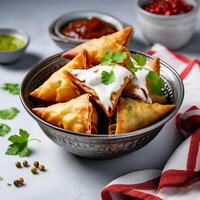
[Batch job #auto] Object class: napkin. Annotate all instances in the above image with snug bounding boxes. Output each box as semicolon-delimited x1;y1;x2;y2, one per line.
101;44;200;200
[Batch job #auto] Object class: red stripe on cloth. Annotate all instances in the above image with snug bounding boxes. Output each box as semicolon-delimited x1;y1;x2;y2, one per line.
176;106;200;134
186;106;200;112
125;189;161;200
146;50;156;55
166;48;191;64
101;177;160;200
180;60;199;80
187;128;200;170
158;169;200;191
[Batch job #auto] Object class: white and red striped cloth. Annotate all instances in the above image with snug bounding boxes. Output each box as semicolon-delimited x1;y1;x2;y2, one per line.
101;44;200;200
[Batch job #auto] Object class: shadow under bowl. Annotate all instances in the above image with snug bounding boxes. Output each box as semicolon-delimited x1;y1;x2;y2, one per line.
20;51;184;159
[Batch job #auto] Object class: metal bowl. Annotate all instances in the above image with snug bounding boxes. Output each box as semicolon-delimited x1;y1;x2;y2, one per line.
48;11;125;50
20;51;184;159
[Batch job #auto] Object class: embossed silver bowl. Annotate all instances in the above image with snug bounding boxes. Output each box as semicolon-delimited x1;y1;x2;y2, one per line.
20;51;184;159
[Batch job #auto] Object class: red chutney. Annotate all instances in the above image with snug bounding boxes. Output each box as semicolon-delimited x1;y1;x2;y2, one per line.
60;17;117;39
143;0;194;16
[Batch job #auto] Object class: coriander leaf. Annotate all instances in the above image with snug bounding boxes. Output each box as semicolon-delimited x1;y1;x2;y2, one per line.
0;107;19;120
101;51;128;66
132;53;146;67
6;129;29;157
6;143;21;155
17;143;30;157
101;52;113;65
5;129;39;157
127;54;147;76
0;123;11;136
111;51;128;63
146;71;165;96
9;129;29;144
128;58;137;75
1;83;19;95
101;69;115;85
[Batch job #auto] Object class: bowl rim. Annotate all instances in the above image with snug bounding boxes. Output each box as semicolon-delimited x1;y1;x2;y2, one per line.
0;28;29;53
49;10;125;44
20;50;184;139
136;0;199;20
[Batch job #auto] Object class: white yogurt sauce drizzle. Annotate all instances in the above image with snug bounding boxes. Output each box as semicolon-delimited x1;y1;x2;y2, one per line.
132;64;153;103
69;64;132;111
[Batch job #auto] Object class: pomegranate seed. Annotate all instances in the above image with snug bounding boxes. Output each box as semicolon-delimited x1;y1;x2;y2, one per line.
143;0;194;16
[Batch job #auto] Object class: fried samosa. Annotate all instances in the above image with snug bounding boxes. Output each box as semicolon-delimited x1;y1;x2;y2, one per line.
32;94;98;134
30;50;88;103
123;57;166;104
109;97;176;134
65;65;132;117
61;27;133;65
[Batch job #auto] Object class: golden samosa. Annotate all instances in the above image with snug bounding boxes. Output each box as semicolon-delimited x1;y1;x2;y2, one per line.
61;27;133;65
65;65;132;117
109;97;176;134
32;94;98;134
30;50;88;103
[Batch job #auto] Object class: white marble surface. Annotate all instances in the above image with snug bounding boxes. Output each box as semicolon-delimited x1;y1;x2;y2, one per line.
0;0;199;199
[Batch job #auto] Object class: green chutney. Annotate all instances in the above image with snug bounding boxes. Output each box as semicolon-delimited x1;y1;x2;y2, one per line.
0;35;26;51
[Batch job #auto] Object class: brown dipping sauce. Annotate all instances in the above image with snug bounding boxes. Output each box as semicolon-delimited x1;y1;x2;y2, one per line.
60;17;117;39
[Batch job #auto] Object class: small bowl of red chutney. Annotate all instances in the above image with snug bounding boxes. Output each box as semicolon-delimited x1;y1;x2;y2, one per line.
49;11;125;50
136;0;199;49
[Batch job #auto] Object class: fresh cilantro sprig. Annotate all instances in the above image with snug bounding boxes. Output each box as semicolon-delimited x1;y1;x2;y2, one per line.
0;123;11;136
101;51;128;66
6;129;40;157
0;107;19;120
1;83;20;95
128;53;164;96
146;71;165;96
100;51;164;95
101;66;115;85
128;53;147;75
101;51;128;85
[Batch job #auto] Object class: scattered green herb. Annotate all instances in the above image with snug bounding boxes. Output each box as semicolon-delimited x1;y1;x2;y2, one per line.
100;51;164;94
0;176;3;181
1;83;20;95
146;71;165;96
128;53;147;75
6;129;40;157
101;67;115;85
57;80;62;87
132;53;146;68
0;123;11;136
101;51;128;66
0;107;19;120
100;51;128;85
